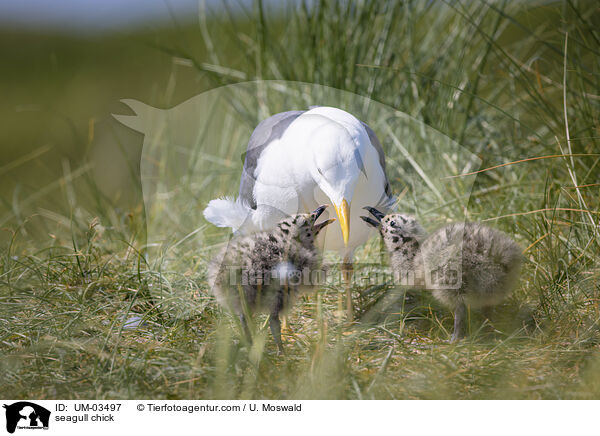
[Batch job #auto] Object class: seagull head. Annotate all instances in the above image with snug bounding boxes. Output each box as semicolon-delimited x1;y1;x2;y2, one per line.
309;128;364;247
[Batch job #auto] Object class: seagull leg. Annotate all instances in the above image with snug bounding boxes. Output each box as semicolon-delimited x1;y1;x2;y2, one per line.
342;256;354;323
451;302;466;342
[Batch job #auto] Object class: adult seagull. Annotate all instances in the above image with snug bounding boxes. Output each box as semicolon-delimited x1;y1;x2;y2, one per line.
204;106;394;317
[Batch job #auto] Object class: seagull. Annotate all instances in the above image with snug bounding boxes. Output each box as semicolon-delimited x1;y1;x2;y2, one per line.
204;106;394;317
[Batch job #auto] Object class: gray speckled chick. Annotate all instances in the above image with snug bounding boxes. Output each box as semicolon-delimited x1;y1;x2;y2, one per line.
361;207;522;342
208;205;334;351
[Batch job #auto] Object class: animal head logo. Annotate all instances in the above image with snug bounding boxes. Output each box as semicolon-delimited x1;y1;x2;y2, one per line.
3;402;50;434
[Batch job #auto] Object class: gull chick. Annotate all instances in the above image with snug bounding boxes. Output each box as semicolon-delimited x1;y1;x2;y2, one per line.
208;205;334;351
361;207;522;342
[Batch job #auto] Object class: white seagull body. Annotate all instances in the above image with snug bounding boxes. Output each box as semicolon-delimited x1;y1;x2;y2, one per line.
204;106;394;259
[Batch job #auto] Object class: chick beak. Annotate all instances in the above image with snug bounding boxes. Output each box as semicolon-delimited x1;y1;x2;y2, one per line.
360;215;381;228
334;199;350;246
363;206;385;222
311;205;334;234
314;218;336;234
311;204;328;222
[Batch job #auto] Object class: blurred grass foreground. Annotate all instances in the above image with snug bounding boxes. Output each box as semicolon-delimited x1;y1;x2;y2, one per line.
1;1;599;399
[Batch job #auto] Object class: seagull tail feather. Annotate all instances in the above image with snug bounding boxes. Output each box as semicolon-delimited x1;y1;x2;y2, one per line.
203;197;251;230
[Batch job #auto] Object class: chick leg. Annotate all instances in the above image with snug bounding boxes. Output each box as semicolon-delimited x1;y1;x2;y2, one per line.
239;313;252;344
280;283;292;334
482;306;493;321
451;302;466;342
269;290;285;353
269;313;284;354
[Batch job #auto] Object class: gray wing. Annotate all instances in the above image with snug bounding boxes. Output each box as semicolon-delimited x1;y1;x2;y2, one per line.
238;110;305;209
362;121;393;199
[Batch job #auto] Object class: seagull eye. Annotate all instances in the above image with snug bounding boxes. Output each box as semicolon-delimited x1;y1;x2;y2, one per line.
317;167;324;176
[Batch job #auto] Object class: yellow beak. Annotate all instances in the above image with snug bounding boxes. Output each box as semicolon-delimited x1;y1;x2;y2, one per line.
334;199;350;247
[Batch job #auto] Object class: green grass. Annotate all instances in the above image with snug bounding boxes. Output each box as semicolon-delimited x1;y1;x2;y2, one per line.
1;0;599;399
